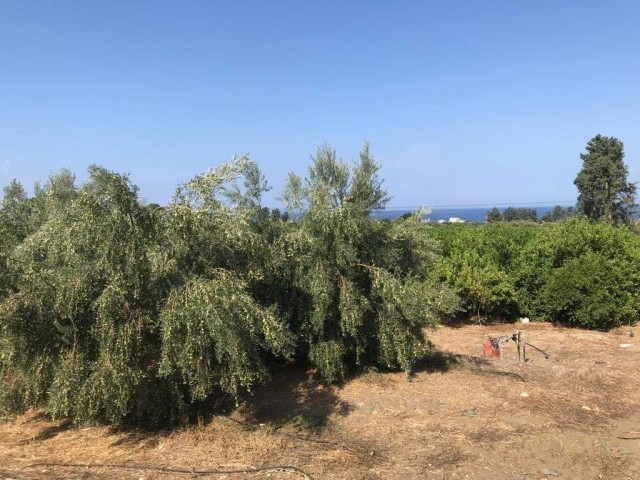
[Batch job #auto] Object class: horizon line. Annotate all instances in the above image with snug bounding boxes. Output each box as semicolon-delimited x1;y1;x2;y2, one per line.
378;201;574;210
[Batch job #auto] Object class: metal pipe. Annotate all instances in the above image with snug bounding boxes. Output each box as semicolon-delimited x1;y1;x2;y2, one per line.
525;342;549;359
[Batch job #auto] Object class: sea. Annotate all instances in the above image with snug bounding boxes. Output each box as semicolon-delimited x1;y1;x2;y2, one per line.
372;206;561;223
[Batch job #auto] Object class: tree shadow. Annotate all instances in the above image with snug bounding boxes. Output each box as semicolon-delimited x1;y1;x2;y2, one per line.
414;349;526;382
22;410;50;423
413;350;491;375
20;418;73;444
109;429;165;448
106;367;352;449
236;366;353;429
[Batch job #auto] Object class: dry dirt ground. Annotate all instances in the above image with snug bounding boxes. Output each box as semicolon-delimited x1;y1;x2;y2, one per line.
2;323;640;480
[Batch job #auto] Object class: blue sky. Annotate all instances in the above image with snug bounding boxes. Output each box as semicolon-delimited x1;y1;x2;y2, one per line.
1;1;639;208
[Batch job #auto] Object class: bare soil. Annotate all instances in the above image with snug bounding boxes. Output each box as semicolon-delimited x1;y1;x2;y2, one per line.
2;323;639;480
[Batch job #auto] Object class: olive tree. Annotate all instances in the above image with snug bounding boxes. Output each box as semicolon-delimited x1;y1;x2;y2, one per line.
280;143;458;381
156;156;294;403
0;160;293;425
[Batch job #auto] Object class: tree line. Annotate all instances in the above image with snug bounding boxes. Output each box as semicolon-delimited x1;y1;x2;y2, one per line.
485;205;576;223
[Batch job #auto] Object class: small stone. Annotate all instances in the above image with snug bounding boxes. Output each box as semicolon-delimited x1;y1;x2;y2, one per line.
539;467;560;476
581;405;591;411
619;343;632;348
520;391;529;398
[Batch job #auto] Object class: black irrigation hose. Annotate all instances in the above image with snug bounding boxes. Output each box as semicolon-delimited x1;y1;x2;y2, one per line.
20;462;314;479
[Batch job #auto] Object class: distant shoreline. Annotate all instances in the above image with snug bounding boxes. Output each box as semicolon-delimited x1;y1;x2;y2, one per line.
372;206;567;222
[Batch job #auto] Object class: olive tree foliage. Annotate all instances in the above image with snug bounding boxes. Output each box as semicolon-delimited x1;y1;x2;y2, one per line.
0;180;31;246
0;182;23;302
0;159;293;425
280;143;458;382
157;155;294;402
0;166;167;424
0;145;457;425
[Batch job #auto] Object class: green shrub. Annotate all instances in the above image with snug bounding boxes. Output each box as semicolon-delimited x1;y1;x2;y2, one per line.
427;224;537;319
541;252;638;328
518;218;640;327
429;219;640;329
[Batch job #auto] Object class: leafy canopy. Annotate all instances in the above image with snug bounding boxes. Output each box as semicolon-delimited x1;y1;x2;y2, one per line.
280;142;458;381
0;144;458;425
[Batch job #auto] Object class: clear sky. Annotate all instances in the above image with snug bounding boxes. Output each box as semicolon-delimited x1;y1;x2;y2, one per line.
1;1;639;208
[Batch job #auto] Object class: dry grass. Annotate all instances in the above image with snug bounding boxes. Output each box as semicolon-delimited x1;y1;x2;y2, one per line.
2;323;640;480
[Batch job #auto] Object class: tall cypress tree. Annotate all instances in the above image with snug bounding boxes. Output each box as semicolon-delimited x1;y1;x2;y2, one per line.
574;135;636;225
